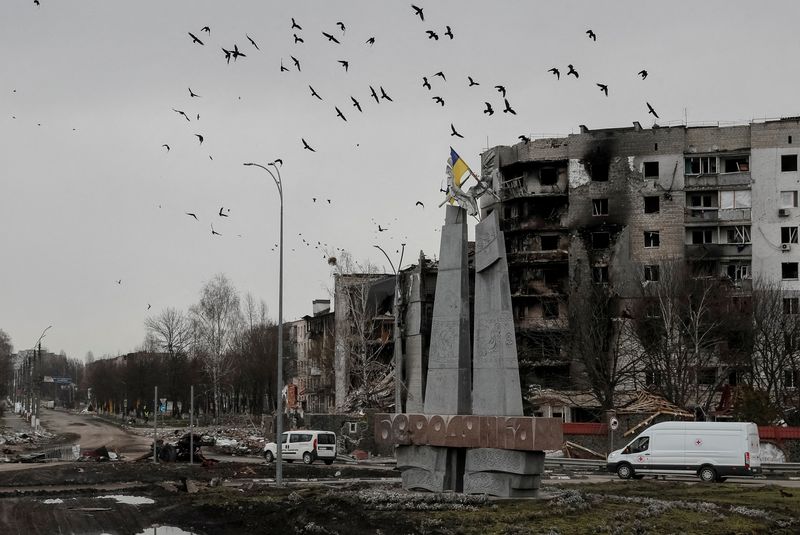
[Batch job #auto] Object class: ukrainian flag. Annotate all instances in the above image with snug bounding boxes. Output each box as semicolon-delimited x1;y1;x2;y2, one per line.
449;147;471;187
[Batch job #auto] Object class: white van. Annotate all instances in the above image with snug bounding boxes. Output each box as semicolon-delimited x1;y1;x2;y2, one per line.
263;430;337;465
607;421;761;482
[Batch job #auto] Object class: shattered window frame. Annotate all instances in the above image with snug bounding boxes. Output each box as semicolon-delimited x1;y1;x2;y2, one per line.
592;198;609;216
644;264;660;282
782;263;799;280
644;196;660;214
643;161;659;178
782;226;799;244
644;231;660;248
783;297;800;314
684;156;717;175
592;265;609;284
782;154;798;172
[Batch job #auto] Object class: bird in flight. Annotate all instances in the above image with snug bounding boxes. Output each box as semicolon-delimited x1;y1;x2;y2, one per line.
638;69;648;79
445;26;454;39
147;304;152;310
188;32;204;45
351;96;362;112
195;134;204;145
335;106;347;122
162;144;170;151
503;98;516;115
548;67;560;80
116;279;122;285
231;44;246;61
450;123;464;138
337;21;346;33
294;33;304;44
519;135;531;144
415;201;425;208
309;86;322;100
34;0;40;5
246;34;259;50
291;17;302;30
483;102;494;115
369;86;380;103
290;56;301;71
567;64;579;78
495;85;506;97
322;31;341;44
467;76;479;87
219;207;229;217
338;60;349;71
302;138;316;152
280;59;289;72
426;30;439;40
434;71;446;82
211;224;221;236
586;29;596;41
422;76;431;90
201;26;210;34
432;96;445;106
188;87;200;98
646;102;659;118
380;86;393;101
597;83;608;96
172;108;190;121
222;48;232;64
411;4;424;20
186;212;198;220
366;37;375;46
378;225;388;232
273;158;283;166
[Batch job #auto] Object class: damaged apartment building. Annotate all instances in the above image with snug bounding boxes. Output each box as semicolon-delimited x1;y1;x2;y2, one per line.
479;117;800;420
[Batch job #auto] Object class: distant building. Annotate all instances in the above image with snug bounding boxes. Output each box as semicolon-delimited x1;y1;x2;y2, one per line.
289;299;336;413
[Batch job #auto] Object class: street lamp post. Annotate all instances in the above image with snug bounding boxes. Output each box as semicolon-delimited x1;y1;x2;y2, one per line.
243;161;285;486
33;326;52;427
373;244;406;414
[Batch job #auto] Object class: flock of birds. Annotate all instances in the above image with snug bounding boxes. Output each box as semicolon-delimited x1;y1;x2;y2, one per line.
17;3;663;315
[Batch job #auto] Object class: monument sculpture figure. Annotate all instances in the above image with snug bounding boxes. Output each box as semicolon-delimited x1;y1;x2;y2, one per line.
376;147;562;497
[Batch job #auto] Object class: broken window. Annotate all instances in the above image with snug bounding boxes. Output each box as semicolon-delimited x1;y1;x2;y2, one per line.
515;304;527;320
725;226;751;244
644;264;660;282
785;369;800;389
540;167;558;185
784;297;800;314
643;161;659;178
644;196;660;214
783;263;799;280
689;193;714;207
726;263;749;281
720;190;751;209
785;333;796;354
592;232;610;249
697;367;717;385
542;299;559;319
644;369;662;386
644;231;660;248
781;190;799;208
782;154;798;172
722;156;749;173
592;198;609;216
782;227;799;244
592;265;609;284
691;229;714;244
540;235;559;250
685;156;717;175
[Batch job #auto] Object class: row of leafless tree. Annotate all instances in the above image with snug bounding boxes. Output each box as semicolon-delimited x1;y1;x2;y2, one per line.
566;260;800;424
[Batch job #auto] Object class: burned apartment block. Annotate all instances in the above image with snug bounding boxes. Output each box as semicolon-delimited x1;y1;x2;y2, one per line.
480;118;800;418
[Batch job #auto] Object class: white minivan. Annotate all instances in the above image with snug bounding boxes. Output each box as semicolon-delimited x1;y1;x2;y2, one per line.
263;430;337;465
607;421;761;482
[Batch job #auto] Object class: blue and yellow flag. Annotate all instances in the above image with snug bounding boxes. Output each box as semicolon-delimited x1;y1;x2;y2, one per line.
449;147;472;187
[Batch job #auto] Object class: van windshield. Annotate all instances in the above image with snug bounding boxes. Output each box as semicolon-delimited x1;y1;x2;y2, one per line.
626;436;649;454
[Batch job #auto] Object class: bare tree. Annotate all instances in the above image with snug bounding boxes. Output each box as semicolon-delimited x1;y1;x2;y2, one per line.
190;273;242;421
632;261;730;411
748;277;800;420
332;251;395;411
567;283;641;411
0;330;13;400
145;307;193;416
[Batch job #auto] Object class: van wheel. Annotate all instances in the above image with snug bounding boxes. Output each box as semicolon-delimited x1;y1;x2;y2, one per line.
303;452;314;465
617;463;633;480
324;459;333;465
699;466;716;482
264;451;274;463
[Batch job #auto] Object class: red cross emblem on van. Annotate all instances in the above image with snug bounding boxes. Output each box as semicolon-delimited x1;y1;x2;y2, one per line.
695;439;703;446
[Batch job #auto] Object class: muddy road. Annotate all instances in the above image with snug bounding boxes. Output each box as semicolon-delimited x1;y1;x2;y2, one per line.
41;408;153;458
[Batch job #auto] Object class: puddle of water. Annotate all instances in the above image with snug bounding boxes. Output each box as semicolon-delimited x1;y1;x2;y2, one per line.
135;526;197;535
97;494;155;505
42;498;64;503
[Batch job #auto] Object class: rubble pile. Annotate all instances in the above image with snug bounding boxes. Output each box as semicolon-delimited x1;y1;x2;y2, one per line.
131;425;266;456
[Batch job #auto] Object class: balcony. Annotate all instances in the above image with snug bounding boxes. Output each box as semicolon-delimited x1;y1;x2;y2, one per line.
685;207;751;224
499;177;567;201
501;215;566;232
507;250;569;264
685;172;751;189
685;243;752;259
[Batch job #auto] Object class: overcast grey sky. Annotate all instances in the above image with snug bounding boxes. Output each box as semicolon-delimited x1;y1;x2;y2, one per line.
2;0;799;359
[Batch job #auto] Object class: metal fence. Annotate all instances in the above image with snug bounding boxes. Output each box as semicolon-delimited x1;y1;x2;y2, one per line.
40;444;80;461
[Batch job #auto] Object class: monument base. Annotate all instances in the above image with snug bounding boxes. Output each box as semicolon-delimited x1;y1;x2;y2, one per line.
463;448;545;497
396;445;464;492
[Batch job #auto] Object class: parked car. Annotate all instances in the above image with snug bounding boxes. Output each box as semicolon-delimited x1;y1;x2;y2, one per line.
607;421;762;482
263;430;337;465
